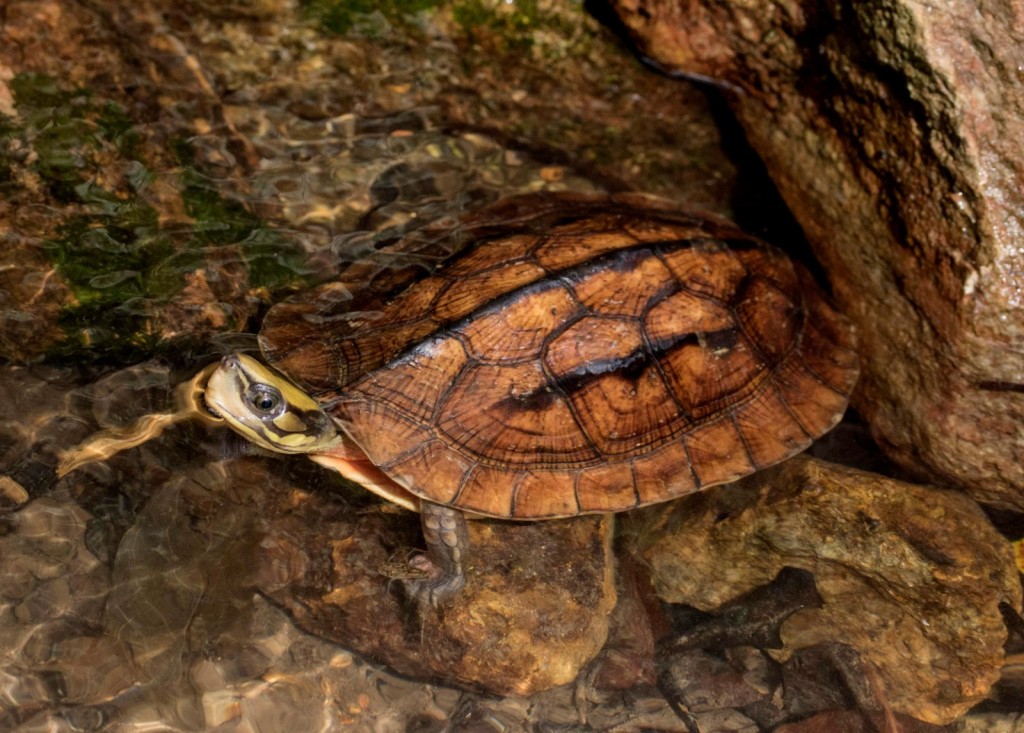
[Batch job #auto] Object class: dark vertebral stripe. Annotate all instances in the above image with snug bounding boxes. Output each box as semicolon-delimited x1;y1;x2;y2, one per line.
314;237;761;399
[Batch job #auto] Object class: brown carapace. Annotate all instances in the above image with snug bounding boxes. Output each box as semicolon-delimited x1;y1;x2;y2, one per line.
259;192;859;521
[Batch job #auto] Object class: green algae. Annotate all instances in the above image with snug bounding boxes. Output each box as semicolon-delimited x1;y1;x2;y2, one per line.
11;74;102;201
301;0;444;36
453;0;546;51
303;0;581;54
172;142;310;292
4;73;309;361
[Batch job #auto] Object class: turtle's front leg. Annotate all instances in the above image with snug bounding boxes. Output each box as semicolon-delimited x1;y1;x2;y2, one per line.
406;501;469;606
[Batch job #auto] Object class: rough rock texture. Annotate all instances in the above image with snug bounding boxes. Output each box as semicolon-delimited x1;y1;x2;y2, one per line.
610;0;1024;509
774;710;946;733
257;486;617;696
627;456;1021;724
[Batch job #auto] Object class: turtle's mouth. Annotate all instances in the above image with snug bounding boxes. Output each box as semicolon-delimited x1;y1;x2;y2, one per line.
198;389;222;420
200;357;249;427
201;355;260;423
174;360;227;427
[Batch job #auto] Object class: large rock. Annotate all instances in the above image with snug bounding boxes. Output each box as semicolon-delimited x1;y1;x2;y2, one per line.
611;0;1024;508
256;475;618;697
627;456;1021;724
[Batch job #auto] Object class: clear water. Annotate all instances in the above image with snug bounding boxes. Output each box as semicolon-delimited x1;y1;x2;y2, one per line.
4;1;1016;731
0;1;744;730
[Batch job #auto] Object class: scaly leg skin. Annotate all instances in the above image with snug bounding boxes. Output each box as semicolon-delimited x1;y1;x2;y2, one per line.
405;501;469;608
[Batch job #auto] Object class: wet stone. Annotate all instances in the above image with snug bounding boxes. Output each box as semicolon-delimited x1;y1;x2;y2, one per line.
957;713;1024;733
773;709;949;733
257;486;617;696
627;455;1021;725
581;556;658;693
660;647;773;713
49;636;136;705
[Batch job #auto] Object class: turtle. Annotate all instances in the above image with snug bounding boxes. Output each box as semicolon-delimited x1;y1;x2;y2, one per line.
201;192;860;606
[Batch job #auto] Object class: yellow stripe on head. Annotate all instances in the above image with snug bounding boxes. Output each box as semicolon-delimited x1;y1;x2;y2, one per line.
204;354;341;455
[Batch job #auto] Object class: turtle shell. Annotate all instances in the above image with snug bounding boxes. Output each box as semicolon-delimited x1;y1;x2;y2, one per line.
260;193;859;519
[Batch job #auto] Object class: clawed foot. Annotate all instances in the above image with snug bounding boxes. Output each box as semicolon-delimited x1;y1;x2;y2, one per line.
378;502;470;609
402;553;466;608
400;501;469;608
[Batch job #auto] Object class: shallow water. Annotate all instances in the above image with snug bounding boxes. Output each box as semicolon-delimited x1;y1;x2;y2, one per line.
0;1;743;730
3;1;1019;731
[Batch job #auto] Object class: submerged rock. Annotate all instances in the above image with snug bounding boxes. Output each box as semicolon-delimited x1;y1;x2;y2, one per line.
627;455;1021;724
258;486;617;696
773;709;947;733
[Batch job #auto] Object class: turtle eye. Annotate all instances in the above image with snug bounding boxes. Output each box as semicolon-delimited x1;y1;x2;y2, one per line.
246;383;284;416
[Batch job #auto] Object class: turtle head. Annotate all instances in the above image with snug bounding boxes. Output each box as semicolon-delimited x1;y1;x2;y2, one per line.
204;353;342;455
